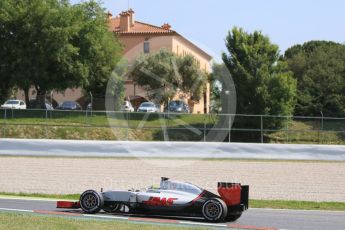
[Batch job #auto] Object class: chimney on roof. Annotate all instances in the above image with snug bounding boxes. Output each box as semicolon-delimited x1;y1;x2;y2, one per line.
128;8;135;27
106;11;113;21
161;23;171;30
119;11;131;32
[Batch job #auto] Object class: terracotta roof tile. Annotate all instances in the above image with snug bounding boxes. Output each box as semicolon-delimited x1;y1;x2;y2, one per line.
107;11;212;60
108;17;176;34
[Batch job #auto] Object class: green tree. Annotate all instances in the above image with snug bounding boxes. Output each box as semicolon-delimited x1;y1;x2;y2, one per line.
0;84;11;104
105;59;127;111
0;0;122;108
284;41;345;117
0;43;12;103
222;27;297;129
210;63;227;113
73;1;123;109
130;49;207;105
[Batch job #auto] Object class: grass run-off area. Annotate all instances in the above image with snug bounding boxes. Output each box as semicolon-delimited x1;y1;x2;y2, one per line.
1;192;345;211
1;110;345;143
0;212;207;230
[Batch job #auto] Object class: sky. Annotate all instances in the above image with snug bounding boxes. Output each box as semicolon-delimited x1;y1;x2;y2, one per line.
72;0;345;61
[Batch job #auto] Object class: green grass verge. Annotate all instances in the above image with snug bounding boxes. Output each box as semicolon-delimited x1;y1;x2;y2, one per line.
1;192;345;211
267;120;345;144
0;192;80;200
1;110;345;143
251;199;345;211
0;112;212;141
0;212;207;230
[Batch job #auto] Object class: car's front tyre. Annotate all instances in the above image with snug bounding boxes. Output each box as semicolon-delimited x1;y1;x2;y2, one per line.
79;190;104;214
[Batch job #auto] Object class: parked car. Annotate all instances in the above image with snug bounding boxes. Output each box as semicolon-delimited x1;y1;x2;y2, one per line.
56;101;82;110
165;100;190;113
1;100;26;109
120;101;135;112
44;103;54;110
137;102;160;112
28;99;54;110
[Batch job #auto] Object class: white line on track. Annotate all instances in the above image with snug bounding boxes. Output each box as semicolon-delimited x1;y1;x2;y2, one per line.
0;207;33;213
0;207;292;230
179;221;228;227
83;214;129;220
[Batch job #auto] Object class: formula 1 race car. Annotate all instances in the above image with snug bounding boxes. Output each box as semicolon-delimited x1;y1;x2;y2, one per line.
57;177;249;222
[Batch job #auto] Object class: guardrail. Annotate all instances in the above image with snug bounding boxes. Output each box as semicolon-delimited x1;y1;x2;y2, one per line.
1;138;345;160
0;108;345;144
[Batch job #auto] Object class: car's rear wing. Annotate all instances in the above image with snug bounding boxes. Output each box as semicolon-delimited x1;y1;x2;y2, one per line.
217;182;249;210
240;185;249;209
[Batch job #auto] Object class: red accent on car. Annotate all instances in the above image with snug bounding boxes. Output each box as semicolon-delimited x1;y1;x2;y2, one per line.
56;201;80;209
143;197;178;206
218;183;242;206
189;190;205;205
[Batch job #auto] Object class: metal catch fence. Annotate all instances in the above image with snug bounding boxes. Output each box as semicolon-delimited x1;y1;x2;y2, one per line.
1;108;345;144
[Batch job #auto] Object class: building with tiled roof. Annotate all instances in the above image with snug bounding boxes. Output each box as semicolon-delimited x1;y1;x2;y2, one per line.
109;9;212;114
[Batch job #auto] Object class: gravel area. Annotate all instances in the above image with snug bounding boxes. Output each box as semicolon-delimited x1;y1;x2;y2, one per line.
0;157;344;202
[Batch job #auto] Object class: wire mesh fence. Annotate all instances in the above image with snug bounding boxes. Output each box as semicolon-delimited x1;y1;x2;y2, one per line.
1;108;345;144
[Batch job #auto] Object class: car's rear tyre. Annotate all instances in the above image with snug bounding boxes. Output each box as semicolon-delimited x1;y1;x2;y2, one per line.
80;190;104;214
226;212;242;222
103;202;122;213
202;198;228;222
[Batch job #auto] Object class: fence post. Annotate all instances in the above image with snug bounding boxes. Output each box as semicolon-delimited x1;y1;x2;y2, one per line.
286;116;289;143
126;112;129;141
45;109;48;138
320;111;324;144
164;111;169;139
228;114;231;143
260;115;263;143
3;109;7;137
203;114;206;142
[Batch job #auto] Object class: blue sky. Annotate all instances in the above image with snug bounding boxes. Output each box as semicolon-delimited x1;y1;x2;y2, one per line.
72;0;345;61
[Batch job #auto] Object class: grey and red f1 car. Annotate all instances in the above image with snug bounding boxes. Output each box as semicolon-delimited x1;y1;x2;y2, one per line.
57;177;249;222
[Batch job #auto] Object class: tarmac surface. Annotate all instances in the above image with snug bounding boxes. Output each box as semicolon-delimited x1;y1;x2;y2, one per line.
1;198;345;230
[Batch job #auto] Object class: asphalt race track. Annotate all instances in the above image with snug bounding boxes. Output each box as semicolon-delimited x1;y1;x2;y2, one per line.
0;198;345;230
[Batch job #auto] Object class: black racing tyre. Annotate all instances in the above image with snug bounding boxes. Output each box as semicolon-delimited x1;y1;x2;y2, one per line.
103;202;122;213
202;198;228;222
226;212;242;222
80;190;104;214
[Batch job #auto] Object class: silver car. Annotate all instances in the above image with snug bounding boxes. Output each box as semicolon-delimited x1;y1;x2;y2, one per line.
137;102;160;112
120;101;135;112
